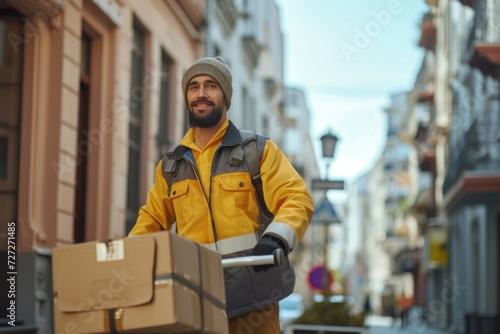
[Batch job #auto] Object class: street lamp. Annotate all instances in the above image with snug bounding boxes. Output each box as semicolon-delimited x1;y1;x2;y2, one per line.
320;131;339;179
319;130;339;297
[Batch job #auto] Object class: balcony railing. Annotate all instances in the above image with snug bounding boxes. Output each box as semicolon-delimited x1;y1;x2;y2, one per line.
419;13;436;51
467;0;500;46
467;0;500;75
459;0;476;7
216;0;237;35
241;17;261;68
443;115;500;193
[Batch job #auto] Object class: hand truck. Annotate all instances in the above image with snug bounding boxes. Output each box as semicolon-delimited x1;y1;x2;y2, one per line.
221;248;285;268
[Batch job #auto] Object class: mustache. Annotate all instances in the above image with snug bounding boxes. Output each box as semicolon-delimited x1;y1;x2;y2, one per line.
191;98;214;107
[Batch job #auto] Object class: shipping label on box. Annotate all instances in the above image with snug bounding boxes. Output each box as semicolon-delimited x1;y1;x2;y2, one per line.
52;231;228;334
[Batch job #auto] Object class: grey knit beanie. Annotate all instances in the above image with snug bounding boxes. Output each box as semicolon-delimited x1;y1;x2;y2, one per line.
182;56;233;109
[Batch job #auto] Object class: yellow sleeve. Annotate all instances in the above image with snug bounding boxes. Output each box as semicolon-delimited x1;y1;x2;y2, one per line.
260;140;314;247
128;161;175;235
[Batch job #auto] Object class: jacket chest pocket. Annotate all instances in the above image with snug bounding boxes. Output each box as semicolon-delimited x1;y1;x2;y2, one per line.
217;176;256;218
169;181;194;225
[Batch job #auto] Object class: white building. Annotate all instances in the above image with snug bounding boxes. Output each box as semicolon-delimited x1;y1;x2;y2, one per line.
282;87;321;306
204;0;286;143
343;92;418;315
343;155;393;314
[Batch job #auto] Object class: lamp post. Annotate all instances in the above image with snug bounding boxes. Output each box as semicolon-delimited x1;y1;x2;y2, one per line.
320;131;339;179
319;131;339;296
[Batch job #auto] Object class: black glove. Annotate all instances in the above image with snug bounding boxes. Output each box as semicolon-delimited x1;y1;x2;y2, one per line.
251;236;285;272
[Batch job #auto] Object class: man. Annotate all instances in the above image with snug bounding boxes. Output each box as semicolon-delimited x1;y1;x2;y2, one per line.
129;56;313;333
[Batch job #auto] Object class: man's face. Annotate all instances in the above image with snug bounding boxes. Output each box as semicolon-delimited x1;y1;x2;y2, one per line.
186;75;226;128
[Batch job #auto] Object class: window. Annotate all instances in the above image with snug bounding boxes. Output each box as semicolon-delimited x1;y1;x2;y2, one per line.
73;33;92;243
0;10;23;315
126;21;146;233
0;13;23;225
242;87;256;130
157;51;172;160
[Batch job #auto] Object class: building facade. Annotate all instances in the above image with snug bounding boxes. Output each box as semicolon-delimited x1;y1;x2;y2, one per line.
399;0;500;331
443;0;500;331
1;0;205;331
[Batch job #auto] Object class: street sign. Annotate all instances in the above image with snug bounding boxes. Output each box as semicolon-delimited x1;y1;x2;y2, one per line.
307;265;333;291
312;179;345;191
312;196;340;224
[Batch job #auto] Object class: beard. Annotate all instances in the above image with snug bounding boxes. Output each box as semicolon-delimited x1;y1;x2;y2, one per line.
188;98;225;128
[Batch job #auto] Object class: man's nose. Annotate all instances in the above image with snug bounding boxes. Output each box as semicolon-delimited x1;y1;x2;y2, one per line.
196;86;207;97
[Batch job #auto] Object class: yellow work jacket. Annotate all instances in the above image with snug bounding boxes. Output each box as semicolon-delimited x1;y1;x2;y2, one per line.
129;120;313;317
130;120;313;254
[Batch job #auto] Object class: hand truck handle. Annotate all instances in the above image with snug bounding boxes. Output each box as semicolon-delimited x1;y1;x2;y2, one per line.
221;248;285;268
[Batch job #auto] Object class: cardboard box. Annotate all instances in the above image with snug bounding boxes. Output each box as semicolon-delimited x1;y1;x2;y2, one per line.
52;231;228;333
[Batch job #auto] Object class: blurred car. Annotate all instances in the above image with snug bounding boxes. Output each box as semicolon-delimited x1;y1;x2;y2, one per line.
279;293;304;330
314;293;355;304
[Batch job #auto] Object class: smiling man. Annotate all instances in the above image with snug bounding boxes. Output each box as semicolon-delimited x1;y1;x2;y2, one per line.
129;56;313;334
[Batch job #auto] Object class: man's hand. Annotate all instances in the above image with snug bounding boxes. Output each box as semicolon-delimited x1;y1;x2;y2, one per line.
251;236;285;272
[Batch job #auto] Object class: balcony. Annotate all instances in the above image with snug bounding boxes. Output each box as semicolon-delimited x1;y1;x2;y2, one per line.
418;145;436;172
260;50;280;99
415;122;436;172
419;13;436;51
381;229;408;257
231;0;261;68
216;0;237;36
459;0;476;7
409;187;436;223
241;33;261;69
467;0;500;76
264;78;277;99
418;90;434;103
443;116;500;205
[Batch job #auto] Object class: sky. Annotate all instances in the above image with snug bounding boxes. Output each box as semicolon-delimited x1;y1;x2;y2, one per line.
274;0;428;203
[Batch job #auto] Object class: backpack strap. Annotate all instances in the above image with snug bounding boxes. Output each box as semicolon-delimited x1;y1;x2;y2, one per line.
162;145;189;196
238;130;274;234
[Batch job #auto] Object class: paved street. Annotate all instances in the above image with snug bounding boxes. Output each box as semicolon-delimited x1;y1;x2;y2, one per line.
366;315;454;334
282;314;455;334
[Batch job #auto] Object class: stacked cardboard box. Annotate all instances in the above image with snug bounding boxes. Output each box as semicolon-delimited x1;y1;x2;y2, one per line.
52;231;228;333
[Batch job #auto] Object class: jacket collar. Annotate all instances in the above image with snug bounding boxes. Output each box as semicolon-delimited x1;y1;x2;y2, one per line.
221;120;243;146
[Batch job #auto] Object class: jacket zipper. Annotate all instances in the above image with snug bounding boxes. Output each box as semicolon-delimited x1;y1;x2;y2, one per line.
183;152;220;248
207;145;224;248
